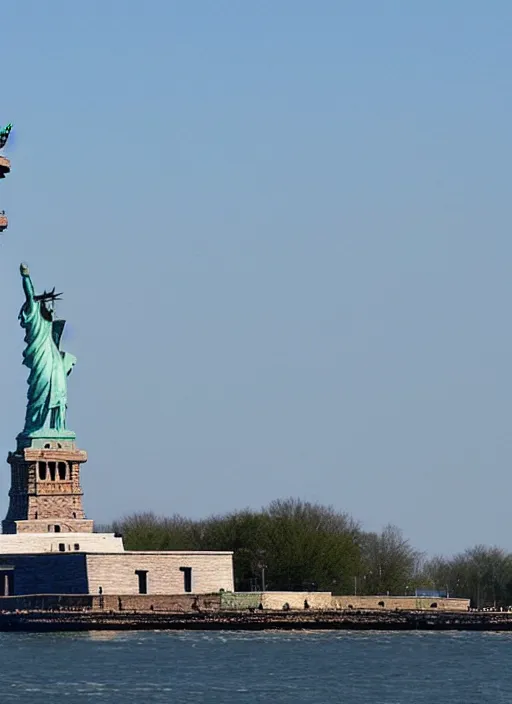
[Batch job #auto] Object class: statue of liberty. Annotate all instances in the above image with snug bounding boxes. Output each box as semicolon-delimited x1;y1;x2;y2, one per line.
19;263;76;436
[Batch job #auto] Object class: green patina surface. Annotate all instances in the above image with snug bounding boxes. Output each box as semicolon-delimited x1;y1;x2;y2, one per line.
220;592;261;610
18;264;76;440
0;123;12;150
16;428;76;450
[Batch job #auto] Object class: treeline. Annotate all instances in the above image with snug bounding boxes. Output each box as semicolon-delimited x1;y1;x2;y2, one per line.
104;498;512;607
422;547;512;609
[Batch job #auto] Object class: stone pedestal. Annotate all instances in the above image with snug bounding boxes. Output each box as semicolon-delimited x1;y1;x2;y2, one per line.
2;432;93;535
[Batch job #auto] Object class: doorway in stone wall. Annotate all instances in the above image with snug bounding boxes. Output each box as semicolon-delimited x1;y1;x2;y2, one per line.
180;566;192;593
0;568;14;596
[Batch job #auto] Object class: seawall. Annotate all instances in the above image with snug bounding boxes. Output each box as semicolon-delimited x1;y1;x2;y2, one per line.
0;609;511;632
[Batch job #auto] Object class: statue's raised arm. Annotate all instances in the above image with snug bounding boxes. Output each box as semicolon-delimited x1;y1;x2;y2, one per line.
20;263;36;314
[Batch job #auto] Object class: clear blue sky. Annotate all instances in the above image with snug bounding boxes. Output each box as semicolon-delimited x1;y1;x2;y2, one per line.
0;0;510;556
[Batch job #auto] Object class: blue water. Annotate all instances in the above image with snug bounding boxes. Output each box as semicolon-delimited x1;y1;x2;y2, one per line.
0;630;510;702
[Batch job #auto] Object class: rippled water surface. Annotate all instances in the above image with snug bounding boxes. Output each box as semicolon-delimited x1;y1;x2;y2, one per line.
0;630;510;702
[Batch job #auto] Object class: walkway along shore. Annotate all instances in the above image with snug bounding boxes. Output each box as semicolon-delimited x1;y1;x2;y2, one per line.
1;609;512;632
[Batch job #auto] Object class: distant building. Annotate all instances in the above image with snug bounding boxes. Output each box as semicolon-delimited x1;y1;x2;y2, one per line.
415;588;448;598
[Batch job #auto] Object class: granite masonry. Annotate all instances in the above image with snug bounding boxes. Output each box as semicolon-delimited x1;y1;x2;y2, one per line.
0;429;234;596
0;430;234;596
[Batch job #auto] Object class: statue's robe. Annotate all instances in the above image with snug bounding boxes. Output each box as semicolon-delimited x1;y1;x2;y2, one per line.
19;298;76;434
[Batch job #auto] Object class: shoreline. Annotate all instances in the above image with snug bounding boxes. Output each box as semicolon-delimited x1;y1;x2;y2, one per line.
1;609;511;632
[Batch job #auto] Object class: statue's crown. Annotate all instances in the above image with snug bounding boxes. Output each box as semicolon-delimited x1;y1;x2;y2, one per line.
34;288;63;303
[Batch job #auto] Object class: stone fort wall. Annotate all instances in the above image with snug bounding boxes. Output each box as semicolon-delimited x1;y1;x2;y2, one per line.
85;552;234;595
222;593;470;612
220;591;334;610
0;533;123;554
0;553;89;594
0;551;234;596
0;591;471;613
331;595;470;611
0;593;222;612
